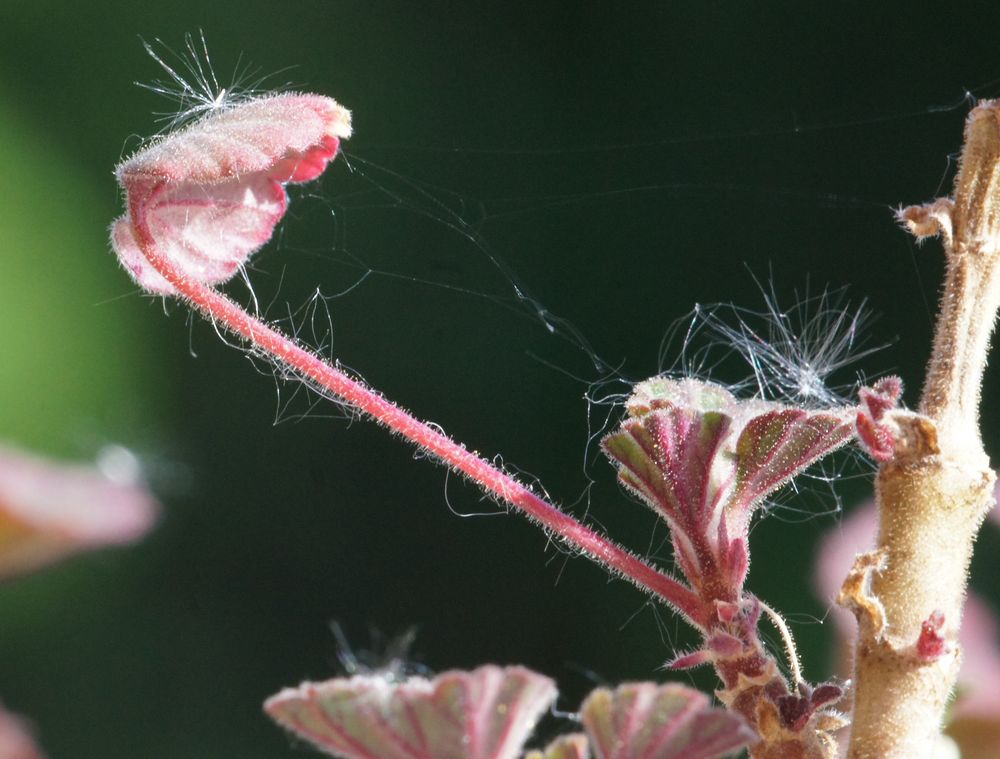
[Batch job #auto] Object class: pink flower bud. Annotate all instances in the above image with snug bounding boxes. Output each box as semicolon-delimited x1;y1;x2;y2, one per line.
111;94;351;294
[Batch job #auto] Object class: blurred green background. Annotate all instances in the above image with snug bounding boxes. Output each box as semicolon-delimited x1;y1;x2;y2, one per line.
2;2;1000;757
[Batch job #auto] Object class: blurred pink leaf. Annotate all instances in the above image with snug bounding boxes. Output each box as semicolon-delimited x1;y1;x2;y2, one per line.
264;665;557;759
0;444;158;579
580;682;755;759
0;703;46;759
944;594;1000;758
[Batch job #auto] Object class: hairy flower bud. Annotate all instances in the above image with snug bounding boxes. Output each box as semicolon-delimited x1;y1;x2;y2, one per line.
111;94;351;294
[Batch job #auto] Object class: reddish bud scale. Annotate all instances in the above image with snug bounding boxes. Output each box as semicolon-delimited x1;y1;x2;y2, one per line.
667;649;715;670
855;376;904;462
776;682;844;733
708;630;746;657
855;412;896;462
917;610;948;662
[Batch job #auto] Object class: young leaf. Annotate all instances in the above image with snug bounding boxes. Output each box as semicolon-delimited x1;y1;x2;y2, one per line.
602;379;745;551
580;682;755;759
264;665;557;759
729;408;853;519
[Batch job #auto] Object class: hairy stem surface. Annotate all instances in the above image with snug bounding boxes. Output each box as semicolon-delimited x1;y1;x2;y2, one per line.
845;101;1000;759
127;195;707;626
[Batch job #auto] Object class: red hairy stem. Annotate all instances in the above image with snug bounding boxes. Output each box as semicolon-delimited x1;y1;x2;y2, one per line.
127;195;706;626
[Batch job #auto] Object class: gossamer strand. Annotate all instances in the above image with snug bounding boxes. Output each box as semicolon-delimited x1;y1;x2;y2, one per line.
111;91;706;626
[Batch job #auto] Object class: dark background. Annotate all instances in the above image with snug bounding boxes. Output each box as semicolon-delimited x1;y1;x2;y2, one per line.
2;3;1000;757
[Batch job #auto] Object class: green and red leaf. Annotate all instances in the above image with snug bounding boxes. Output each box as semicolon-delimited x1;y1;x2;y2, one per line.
730;409;853;517
580;682;755;759
265;665;556;759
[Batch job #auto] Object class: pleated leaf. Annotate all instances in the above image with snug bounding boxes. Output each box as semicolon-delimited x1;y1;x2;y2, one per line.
265;665;557;759
580;682;754;759
730;409;853;516
602;379;734;526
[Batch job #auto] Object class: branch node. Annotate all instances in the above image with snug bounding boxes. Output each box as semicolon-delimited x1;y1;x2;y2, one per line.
837;550;887;638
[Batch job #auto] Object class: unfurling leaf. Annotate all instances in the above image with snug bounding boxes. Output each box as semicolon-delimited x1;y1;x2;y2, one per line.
603;377;853;598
